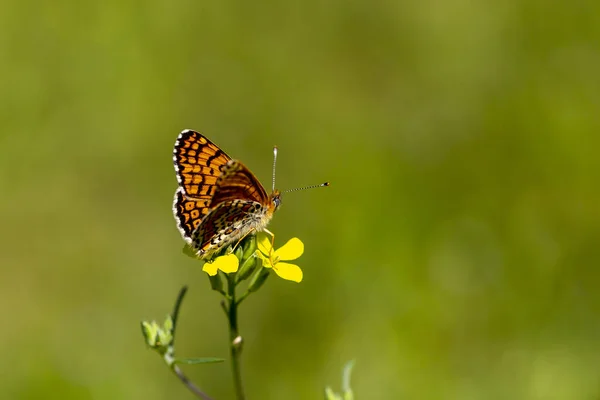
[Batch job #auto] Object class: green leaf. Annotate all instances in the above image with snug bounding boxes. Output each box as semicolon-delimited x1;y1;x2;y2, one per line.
174;357;225;365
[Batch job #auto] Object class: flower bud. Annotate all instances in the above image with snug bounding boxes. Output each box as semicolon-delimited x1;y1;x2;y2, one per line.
242;235;258;260
141;321;159;347
140;316;173;355
208;272;223;293
236;255;258;282
234;244;244;261
248;266;270;293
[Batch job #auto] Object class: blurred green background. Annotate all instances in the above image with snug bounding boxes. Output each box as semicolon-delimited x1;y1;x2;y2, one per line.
3;0;600;399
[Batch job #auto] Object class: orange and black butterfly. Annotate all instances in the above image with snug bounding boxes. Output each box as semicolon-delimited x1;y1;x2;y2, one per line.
172;130;282;259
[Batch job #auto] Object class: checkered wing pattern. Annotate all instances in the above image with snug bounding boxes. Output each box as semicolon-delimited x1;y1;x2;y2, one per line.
192;199;266;257
173;187;211;243
173;130;231;199
172;130;232;242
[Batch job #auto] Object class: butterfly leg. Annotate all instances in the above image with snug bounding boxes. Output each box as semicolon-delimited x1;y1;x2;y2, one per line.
263;228;276;250
231;228;257;252
231;228;275;256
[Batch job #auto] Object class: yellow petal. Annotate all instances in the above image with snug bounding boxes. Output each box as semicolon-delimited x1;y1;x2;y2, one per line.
256;232;273;256
275;238;304;261
273;262;303;283
212;254;239;274
202;262;219;276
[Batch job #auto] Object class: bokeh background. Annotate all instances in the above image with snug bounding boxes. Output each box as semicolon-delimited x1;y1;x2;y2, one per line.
3;0;600;399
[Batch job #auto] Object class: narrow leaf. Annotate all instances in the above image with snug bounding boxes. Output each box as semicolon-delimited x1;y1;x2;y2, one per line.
174;357;225;365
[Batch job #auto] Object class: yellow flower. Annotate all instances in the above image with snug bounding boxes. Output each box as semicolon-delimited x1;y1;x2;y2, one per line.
256;232;304;282
202;253;239;276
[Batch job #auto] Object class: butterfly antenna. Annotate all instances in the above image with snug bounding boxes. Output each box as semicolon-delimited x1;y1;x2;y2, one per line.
272;146;278;192
283;182;330;194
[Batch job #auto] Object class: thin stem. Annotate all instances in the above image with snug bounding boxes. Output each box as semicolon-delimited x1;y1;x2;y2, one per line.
168;286;215;400
226;275;246;400
173;365;215;400
236;290;250;306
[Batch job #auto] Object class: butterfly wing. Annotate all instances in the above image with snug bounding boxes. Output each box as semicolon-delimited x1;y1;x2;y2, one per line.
173;129;231;199
172;130;273;255
173;187;212;243
209;160;269;207
192;199;266;257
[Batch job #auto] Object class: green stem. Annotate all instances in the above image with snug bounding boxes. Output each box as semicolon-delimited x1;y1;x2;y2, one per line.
169;286;215;400
227;275;245;400
236;290;250;306
173;365;215;400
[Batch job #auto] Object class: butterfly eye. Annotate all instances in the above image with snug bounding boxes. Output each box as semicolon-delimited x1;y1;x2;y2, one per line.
273;197;281;208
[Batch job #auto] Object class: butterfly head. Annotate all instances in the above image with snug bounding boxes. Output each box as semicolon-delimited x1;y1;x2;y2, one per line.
270;189;282;211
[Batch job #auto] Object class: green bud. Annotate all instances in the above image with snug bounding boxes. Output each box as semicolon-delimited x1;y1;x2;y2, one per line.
163;315;173;333
208;272;224;293
248;266;270;293
140;319;172;355
157;325;173;347
141;321;159;347
234;244;244;261
236;255;258;282
242;235;258;260
157;315;174;346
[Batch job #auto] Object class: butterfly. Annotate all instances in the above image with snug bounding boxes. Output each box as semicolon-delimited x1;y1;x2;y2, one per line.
172;130;282;259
